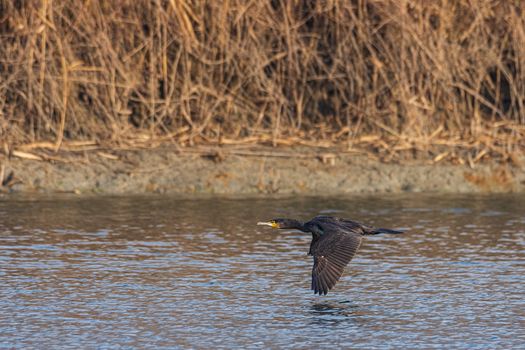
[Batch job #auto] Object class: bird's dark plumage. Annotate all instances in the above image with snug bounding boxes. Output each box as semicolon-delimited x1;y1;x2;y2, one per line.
257;215;403;295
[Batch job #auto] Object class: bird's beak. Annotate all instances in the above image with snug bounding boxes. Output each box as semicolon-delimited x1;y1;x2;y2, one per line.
257;221;278;228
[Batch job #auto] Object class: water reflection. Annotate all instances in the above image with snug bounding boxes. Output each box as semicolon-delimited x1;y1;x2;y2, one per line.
0;194;524;349
311;301;355;315
309;301;363;327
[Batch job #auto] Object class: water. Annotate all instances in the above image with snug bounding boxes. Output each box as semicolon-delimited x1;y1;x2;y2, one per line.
0;194;524;349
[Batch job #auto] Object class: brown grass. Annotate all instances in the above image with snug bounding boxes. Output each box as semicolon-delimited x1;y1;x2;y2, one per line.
1;0;524;163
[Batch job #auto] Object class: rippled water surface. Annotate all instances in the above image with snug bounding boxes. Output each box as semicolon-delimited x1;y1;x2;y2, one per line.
0;194;524;349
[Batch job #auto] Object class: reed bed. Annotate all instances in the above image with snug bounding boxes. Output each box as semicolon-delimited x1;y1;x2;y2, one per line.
1;0;524;163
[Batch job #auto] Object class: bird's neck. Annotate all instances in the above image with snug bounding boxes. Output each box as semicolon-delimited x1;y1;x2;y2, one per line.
296;221;310;232
287;219;308;232
303;221;323;237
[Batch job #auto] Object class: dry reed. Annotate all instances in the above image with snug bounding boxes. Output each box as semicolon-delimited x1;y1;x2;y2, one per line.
1;0;524;163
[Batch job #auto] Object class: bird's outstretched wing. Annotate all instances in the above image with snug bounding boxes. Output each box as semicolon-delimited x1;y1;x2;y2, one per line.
311;226;362;295
313;215;371;234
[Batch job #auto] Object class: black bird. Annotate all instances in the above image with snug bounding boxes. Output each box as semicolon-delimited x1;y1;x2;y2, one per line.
257;216;403;295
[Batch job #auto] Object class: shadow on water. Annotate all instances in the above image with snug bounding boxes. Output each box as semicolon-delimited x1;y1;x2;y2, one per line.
309;300;365;326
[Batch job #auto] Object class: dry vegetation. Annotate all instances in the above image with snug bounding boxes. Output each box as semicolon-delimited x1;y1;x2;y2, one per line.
1;0;524;164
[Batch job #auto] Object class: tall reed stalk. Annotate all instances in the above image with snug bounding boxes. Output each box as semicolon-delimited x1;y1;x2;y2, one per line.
1;1;523;161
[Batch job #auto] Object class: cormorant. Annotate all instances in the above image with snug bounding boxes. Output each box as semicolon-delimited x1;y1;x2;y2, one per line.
257;215;403;295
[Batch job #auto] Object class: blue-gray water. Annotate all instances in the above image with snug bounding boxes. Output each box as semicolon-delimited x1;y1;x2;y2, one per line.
0;194;524;349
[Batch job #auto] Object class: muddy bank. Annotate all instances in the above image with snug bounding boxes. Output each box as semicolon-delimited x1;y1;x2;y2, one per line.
2;146;524;195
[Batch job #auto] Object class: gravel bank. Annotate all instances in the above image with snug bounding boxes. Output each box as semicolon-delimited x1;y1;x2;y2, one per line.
2;146;524;194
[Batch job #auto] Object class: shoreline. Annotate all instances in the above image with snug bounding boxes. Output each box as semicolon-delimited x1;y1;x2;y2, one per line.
1;146;524;195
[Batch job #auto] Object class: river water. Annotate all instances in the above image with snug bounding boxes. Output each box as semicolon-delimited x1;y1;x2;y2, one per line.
0;194;524;349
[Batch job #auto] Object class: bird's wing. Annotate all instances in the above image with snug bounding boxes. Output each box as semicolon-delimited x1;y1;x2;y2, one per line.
313;215;370;234
311;227;362;295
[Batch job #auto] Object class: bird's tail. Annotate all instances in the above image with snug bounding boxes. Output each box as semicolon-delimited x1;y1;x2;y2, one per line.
366;228;404;235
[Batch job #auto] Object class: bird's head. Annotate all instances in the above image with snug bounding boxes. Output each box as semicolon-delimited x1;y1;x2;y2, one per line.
257;218;303;230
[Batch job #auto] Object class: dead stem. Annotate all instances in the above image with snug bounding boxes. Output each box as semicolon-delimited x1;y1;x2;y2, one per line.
0;1;523;163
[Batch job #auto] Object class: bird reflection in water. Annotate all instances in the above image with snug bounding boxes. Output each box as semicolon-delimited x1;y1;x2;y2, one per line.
309;301;365;326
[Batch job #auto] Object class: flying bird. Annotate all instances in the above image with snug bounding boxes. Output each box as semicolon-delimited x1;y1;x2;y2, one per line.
257;215;403;295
